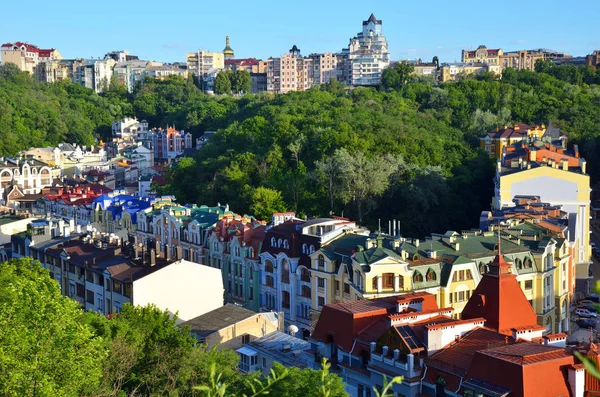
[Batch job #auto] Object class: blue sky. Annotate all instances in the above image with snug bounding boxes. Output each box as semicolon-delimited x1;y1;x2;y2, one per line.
1;0;599;63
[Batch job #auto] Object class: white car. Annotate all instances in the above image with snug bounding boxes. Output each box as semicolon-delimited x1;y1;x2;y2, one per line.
575;308;597;318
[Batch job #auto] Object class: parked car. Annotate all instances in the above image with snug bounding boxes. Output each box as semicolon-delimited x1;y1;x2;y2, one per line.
586;295;600;304
578;305;599;313
575;308;597;318
576;318;596;328
579;300;596;306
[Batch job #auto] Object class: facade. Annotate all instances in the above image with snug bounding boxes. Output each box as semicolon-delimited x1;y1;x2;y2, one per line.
309;255;581;397
502;49;545;71
113;60;151;92
72;58;116;93
1;42;62;75
461;45;503;65
310;223;574;335
186;50;224;78
480;123;566;159
440;63;490;82
267;45;313;94
225;58;267;73
0;158;54;205
258;216;360;336
112;118;149;140
205;214;266;311
307;52;341;85
182;303;281;349
145;63;188;80
343;14;390;86
493;142;592;296
149;127;193;160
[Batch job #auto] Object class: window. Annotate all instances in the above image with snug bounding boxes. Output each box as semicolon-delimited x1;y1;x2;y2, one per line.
105;279;111;291
318;277;325;288
282;291;290;309
318;255;325;270
86;270;94;282
372;277;378;290
301;267;310;282
525;280;533;290
113;280;122;294
283;240;289;249
262;357;267;368
265;261;274;273
301;285;311;298
413;272;423;283
309;245;314;254
277;238;282;248
427;270;437;281
86;289;94;304
266;275;274;288
281;260;290;284
335;280;340;293
318;296;325;307
124;284;132;298
466;269;472;280
382;273;394;288
76;284;85;298
242;334;250;344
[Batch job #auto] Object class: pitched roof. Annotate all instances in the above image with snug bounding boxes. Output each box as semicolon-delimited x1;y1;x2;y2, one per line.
460;252;540;335
181;304;260;338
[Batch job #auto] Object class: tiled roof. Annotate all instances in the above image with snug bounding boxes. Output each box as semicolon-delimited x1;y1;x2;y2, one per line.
478;341;572;365
461;251;539;335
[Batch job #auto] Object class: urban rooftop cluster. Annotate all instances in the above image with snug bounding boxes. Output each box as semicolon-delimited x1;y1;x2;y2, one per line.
1;114;600;396
2;14;600;95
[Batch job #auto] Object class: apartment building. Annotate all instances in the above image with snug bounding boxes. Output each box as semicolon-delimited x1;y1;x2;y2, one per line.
307;52;341;85
258;216;361;337
113;60;151;92
461;44;503;65
480;122;566;159
112;117;150;140
342;14;390;86
145;63;188;80
502;49;545;71
72;58;116;93
186;50;224;77
12;222;223;321
1;42;62;75
267;45;313;94
205;213;266;311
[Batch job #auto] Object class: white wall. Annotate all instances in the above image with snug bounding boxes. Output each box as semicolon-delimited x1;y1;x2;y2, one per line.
133;259;224;322
0;218;34;245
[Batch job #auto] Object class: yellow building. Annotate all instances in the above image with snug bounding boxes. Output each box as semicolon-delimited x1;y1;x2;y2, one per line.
462;45;503;65
309;227;574;334
480;123;548;159
440;63;488;82
493;154;591;299
501;50;545;71
186;50;225;77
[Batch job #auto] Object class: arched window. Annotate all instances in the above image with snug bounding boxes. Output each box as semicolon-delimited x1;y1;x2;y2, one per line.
318;254;325;269
271;237;276;247
301;285;311;298
281;260;290;284
524;257;533;268
283;240;289;249
309;245;315;254
413;272;423;283
398;275;404;289
516;258;523;269
426;269;437;281
382;273;394;288
265;260;274;273
302;243;307;254
300;267;310;282
278;238;282;248
480;262;489;274
235;246;241;256
248;247;254;258
413;254;420;261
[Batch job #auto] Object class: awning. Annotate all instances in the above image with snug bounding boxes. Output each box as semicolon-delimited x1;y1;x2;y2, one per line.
236;346;258;356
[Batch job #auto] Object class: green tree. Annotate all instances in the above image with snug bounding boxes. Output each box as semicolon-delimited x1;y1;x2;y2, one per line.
214;70;232;94
0;258;105;396
249;187;287;221
232;70;251;94
266;362;347;397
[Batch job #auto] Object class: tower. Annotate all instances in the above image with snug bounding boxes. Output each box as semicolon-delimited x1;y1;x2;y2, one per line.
223;36;234;60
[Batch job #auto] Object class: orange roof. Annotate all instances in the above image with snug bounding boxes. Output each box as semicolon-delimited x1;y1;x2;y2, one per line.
461;253;540;336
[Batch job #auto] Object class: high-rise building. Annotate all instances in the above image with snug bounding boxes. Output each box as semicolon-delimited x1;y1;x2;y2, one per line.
186;50;224;78
342;13;390;86
266;45;313;94
1;42;62;79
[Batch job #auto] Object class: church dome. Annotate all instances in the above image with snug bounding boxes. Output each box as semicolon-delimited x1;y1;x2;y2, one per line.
223;36;234;58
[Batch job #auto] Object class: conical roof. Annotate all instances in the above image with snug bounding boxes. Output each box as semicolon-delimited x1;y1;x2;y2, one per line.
461;240;540;335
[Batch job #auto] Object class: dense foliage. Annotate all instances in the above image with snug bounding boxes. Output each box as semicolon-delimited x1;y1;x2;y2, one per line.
2;62;600;235
0;258;349;396
0;64;131;154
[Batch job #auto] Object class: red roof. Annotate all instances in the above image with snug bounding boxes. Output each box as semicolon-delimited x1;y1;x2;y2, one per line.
461;253;539;335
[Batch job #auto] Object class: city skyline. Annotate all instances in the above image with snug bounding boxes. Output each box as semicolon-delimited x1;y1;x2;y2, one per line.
1;0;599;64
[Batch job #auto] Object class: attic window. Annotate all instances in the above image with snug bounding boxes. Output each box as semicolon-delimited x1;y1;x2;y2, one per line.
426;270;437;281
413;272;423;283
412;254;420;261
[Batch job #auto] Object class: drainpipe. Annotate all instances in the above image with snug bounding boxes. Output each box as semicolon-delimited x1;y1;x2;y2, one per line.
419;363;428;394
455;376;464;394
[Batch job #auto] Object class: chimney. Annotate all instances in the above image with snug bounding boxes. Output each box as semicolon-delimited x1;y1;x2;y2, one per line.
561;160;568;171
581;159;587;174
574;144;580;158
529;150;536;162
414;239;419;247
